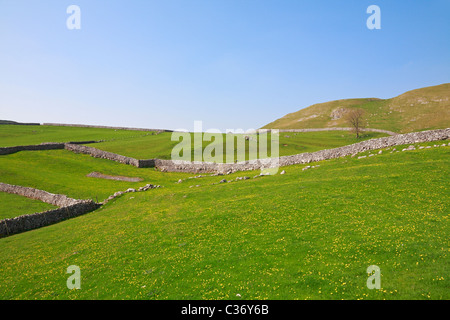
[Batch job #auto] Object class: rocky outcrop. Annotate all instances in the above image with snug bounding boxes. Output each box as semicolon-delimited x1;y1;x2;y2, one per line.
330;108;348;120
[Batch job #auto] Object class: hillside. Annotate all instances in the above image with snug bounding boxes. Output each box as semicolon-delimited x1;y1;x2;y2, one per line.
0;120;40;126
262;83;450;133
0;120;19;124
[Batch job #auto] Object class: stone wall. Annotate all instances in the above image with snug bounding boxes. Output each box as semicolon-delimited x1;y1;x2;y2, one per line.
153;128;450;173
0;182;101;238
0;201;100;238
2;128;448;173
0;182;81;207
0;141;98;156
0;182;161;238
155;159;221;173
0;143;65;155
61;128;450;173
67;140;100;145
64;143;142;167
0;141;150;167
138;159;156;167
277;128;449;168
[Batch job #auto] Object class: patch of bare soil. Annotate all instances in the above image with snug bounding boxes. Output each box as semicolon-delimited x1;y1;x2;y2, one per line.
86;172;143;182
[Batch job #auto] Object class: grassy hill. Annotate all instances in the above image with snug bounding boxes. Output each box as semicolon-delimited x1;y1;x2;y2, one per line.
0;120;19;125
262;83;450;133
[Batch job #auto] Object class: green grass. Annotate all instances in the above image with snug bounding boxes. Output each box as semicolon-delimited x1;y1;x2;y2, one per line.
87;131;388;161
0;142;448;300
0;125;157;147
0;150;192;201
0;193;56;220
1;125;388;162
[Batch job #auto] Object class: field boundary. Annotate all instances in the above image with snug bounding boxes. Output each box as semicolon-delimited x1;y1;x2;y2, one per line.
64;128;450;173
0;182;161;238
0;183;100;238
0;182;83;207
0;201;100;238
1;128;449;173
64;143;155;167
0;141;99;155
154;128;449;173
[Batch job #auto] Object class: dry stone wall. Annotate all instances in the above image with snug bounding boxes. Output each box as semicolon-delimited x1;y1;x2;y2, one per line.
0;182;101;238
64;143;142;167
0;141;99;156
55;128;450;173
0;182;161;238
277;128;449;168
2;128;448;173
154;128;450;173
64;144;156;168
0;128;447;236
0;201;100;238
0;183;81;207
0;143;65;155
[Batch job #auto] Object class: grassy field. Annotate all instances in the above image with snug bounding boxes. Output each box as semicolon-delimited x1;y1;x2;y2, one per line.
0;124;388;162
0;193;56;220
0;150;191;201
0;125;157;147
87;131;388;161
0;140;448;300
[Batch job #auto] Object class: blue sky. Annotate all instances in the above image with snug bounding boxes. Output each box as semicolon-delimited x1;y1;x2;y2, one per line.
0;0;449;131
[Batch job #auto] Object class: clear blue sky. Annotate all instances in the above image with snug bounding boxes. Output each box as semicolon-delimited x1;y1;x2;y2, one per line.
0;0;449;131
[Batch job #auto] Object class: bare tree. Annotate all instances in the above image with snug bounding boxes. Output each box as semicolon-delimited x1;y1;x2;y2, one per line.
345;108;365;138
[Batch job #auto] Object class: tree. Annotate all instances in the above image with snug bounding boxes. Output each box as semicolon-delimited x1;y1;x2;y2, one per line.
345;108;366;138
